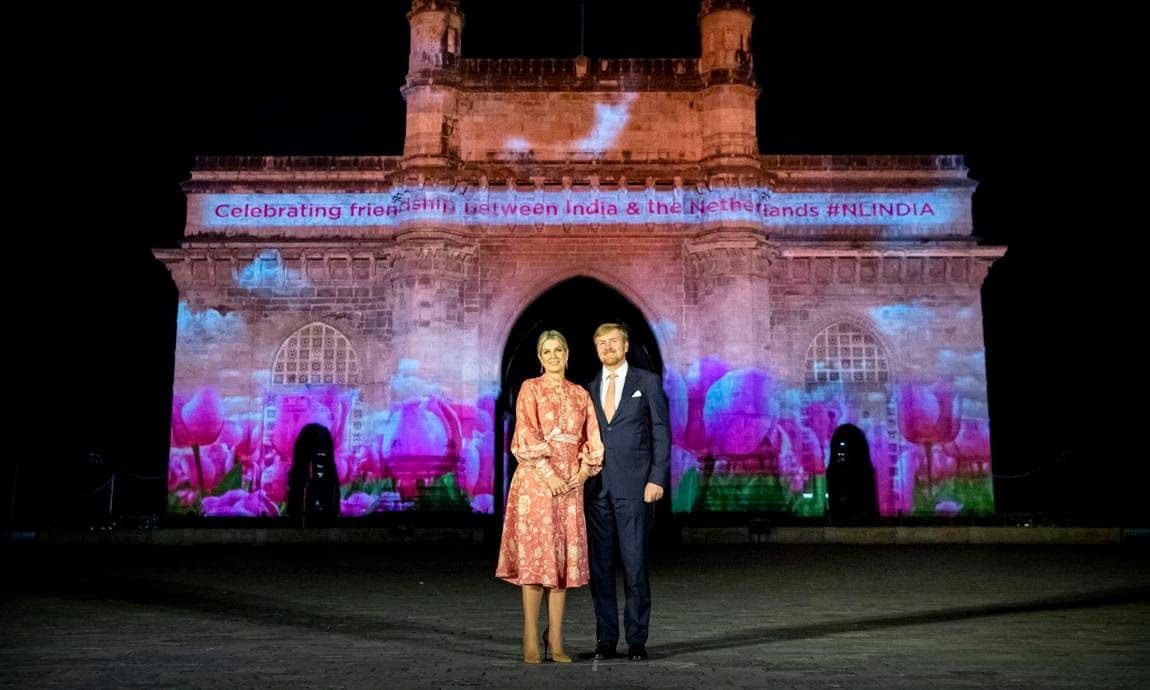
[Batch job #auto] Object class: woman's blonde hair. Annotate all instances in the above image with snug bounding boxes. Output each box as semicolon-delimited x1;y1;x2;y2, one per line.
536;329;569;357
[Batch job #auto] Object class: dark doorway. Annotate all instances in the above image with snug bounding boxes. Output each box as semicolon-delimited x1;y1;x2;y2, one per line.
494;276;664;524
826;423;879;523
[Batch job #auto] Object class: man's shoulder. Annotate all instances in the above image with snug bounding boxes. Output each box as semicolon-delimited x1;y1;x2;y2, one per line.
629;366;660;384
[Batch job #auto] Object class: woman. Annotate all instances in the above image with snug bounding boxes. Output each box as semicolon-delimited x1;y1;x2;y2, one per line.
496;330;604;663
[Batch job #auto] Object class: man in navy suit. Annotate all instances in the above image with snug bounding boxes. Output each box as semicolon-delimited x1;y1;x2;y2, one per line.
584;322;671;661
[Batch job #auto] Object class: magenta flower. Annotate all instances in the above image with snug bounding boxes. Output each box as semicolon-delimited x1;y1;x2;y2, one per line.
703;368;776;456
260;460;290;504
217;420;243;448
898;382;960;494
470;493;494;514
168;442;232;494
168;448;194;492
898;382;960;445
663;367;688;441
767;424;806;491
776;415;825;476
202;489;279;517
935;500;963;516
339;444;385;485
270;389;353;462
378;396;462;499
670;446;700;489
864;422;913;517
375;491;414;512
684;357;731;453
170;387;226;497
802;401;844;465
456;430;495;497
172;388;225;447
176;489;198;508
453;400;494;438
946;417;992;476
340;492;378;517
233;416;263;467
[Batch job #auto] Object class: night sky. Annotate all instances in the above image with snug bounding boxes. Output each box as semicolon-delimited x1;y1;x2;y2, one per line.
29;1;1125;525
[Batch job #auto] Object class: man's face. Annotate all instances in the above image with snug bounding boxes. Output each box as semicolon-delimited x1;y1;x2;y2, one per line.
595;329;629;368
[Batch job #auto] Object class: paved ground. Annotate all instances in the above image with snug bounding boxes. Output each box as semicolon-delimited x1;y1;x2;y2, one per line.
3;543;1148;688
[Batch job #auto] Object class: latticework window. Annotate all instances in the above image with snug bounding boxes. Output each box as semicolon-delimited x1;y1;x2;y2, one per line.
804;322;889;384
272;322;360;386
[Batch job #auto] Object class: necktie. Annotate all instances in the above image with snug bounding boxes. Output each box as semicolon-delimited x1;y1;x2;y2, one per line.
605;373;617;422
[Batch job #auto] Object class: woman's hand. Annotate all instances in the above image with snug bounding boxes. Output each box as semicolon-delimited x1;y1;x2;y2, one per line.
545;473;568;496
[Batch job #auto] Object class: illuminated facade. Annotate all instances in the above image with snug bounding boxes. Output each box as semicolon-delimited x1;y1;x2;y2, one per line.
156;0;1001;519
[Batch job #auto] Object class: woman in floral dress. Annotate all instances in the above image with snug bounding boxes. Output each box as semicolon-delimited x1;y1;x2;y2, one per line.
496;330;604;663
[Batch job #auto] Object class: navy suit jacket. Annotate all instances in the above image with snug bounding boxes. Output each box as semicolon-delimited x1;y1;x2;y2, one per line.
585;365;671;500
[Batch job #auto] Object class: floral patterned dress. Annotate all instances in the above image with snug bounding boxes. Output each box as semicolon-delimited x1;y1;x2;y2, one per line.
496;376;604;588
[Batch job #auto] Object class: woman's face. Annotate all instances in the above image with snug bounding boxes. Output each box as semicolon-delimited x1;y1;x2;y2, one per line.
538;338;568;375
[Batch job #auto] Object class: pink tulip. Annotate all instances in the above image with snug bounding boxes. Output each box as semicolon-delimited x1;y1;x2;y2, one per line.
168;449;193;491
898;382;961;494
168;443;231;494
179;388;225;446
703;368;776;456
947;417;991;476
684;357;731;452
261;460;290;504
379;396;461;499
358;444;386;482
232;416;263;467
453;401;494;438
898;383;960;446
169;387;227;497
865;422;913;516
217;420;243;448
170;395;193;447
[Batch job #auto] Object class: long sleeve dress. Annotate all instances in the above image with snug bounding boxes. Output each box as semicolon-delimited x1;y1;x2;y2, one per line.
496;376;604;588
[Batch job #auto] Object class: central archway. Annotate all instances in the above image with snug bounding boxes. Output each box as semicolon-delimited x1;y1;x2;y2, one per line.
493;276;664;519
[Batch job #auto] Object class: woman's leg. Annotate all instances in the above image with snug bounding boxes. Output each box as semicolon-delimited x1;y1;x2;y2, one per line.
547;587;571;661
522;584;544;662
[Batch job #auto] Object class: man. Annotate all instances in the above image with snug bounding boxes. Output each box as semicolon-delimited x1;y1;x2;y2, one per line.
584;322;671;661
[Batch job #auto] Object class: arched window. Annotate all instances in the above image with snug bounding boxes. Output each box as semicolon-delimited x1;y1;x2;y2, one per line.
805;322;889;385
272;322;360;386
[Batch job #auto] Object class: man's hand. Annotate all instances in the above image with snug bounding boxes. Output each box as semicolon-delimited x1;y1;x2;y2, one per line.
566;468;589;491
643;482;664;503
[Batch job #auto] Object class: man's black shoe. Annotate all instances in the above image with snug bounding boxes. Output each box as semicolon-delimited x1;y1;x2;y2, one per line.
628;644;648;660
593;642;618;660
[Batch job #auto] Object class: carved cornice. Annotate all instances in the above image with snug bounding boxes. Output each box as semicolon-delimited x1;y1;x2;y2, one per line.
152;245;396;288
389;236;477;280
685;233;776;277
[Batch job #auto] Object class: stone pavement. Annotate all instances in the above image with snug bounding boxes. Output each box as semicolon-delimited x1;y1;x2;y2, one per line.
2;543;1147;688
